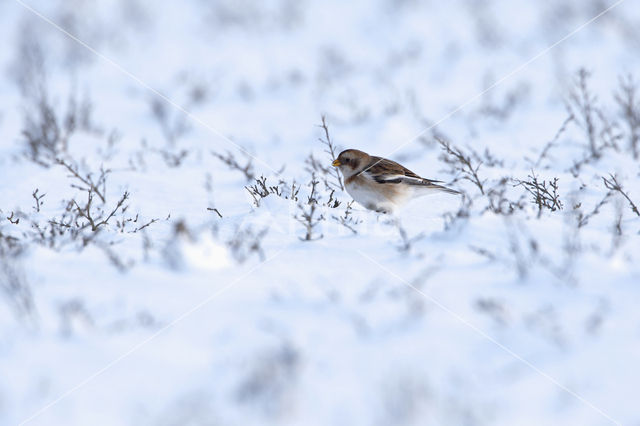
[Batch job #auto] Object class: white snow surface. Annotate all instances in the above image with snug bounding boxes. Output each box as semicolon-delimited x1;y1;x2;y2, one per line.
0;0;639;425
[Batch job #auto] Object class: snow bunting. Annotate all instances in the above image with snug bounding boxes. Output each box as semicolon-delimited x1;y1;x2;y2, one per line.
332;149;459;213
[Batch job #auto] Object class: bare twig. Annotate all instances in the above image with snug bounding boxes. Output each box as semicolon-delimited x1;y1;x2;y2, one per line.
207;207;223;218
532;114;574;168
56;158;109;203
6;212;20;225
295;174;324;241
514;172;563;218
317;116;344;190
212;150;255;181
154;148;189;167
438;138;485;194
245;175;299;207
567;68;599;158
73;191;130;232
332;201;359;234
614;74;640;159
603;174;640;216
32;188;45;212
575;191;612;228
130;218;159;233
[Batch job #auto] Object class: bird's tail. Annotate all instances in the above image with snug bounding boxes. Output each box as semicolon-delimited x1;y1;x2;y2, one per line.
423;182;460;195
409;178;460;195
434;184;460;195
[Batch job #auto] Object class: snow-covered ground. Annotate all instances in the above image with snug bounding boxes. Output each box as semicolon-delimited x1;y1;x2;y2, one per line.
1;0;639;425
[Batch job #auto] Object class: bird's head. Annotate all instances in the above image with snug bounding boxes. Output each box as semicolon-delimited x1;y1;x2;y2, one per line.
332;149;370;178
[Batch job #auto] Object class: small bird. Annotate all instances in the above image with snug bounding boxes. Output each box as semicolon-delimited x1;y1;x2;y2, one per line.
332;149;459;213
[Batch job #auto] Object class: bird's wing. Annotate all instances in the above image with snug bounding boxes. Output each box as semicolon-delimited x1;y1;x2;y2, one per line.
360;156;459;194
361;157;439;184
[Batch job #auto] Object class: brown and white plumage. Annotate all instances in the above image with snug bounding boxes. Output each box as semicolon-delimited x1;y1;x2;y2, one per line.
332;149;459;213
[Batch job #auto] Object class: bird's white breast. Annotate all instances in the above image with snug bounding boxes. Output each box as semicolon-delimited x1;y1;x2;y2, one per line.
345;178;409;213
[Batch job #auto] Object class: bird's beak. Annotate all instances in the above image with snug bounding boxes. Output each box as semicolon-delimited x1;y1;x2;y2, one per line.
332;159;341;167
